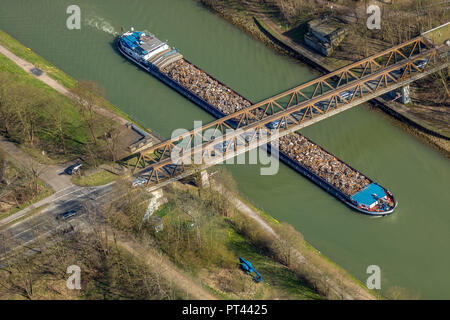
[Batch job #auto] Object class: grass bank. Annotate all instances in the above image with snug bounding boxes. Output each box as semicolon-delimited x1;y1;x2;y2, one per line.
0;54;90;159
0;29;147;131
107;180;322;300
72;169;118;187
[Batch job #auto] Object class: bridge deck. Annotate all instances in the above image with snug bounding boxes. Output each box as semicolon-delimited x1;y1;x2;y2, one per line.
133;36;448;191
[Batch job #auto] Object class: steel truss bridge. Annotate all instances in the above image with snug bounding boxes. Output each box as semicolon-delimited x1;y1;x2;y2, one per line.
133;36;449;191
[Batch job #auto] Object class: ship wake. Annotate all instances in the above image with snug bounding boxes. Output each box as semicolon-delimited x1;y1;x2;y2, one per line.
85;16;119;36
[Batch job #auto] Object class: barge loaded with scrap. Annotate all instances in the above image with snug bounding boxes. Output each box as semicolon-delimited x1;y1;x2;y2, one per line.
117;29;397;216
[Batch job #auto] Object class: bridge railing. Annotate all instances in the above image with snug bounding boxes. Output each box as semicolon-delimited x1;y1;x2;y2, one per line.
133;37;447;187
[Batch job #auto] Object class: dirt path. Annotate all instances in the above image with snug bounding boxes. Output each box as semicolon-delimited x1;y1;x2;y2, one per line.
0;136;73;191
0;44;129;126
0;43;161;159
111;236;217;300
212;181;376;300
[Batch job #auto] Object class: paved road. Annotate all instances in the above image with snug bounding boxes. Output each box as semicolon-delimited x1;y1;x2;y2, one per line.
0;134;81;227
0;183;115;262
0;136;74;191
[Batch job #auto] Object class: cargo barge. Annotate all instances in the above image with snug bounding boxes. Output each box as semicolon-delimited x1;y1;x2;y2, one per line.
117;29;247;119
117;30;397;216
274;133;397;215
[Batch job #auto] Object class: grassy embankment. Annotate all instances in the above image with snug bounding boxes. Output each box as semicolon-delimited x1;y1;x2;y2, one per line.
107;178;322;300
71;167;118;187
0;30;153;188
0;30;136;124
0;30;317;299
0;174;323;300
0;229;184;300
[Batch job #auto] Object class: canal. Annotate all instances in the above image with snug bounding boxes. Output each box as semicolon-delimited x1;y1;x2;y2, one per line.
1;0;449;299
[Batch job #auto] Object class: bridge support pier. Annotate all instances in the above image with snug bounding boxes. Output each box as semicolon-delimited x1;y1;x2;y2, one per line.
199;170;210;188
401;85;411;104
143;189;165;221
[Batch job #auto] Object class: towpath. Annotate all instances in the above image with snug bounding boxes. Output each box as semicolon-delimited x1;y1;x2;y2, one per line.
0;44;129;126
212;181;376;300
112;236;217;300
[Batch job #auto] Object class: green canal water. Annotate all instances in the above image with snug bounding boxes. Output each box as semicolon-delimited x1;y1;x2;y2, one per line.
1;0;449;299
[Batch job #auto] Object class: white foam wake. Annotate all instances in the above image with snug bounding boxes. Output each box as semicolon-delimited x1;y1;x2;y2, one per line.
85;16;119;36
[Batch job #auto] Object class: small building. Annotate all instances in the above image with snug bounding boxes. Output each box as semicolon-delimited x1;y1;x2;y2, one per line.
304;16;347;56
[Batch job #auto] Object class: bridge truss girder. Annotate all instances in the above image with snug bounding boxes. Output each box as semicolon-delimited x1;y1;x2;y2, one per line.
132;36;448;189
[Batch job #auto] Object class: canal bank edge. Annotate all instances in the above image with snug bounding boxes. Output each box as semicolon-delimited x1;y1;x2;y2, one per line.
0;29;152;137
0;29;378;299
197;1;450;158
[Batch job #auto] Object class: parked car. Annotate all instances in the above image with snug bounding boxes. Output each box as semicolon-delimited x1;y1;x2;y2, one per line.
65;163;82;175
56;209;78;220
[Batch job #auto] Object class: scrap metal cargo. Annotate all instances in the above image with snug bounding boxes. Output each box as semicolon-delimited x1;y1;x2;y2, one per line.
117;30;397;216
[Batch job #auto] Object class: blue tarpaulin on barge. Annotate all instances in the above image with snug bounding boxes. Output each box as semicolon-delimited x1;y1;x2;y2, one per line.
351;183;386;206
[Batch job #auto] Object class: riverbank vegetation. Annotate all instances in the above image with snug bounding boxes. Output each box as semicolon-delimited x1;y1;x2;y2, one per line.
0;227;181;300
0;55;125;168
105;174;323;299
103;168;379;300
0;30;137;123
199;0;449;152
0;150;51;219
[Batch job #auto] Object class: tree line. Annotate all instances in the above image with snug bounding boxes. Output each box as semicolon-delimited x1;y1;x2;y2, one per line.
0;71;122;165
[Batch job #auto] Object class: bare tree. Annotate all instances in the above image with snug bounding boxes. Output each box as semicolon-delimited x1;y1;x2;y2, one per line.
102;125;122;162
24;158;46;196
2;83;48;146
70;81;105;145
44;96;68;154
0;72;15;137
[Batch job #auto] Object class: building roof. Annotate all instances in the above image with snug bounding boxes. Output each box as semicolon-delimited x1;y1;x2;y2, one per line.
308;16;346;38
